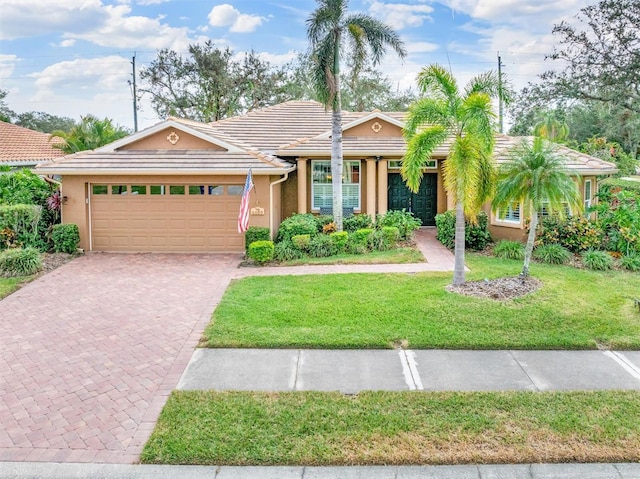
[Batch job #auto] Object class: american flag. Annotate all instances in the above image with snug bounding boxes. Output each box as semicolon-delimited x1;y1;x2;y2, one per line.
237;168;254;233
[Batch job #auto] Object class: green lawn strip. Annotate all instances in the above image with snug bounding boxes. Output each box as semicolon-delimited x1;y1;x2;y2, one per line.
279;247;424;266
0;276;30;300
141;390;640;466
203;254;640;349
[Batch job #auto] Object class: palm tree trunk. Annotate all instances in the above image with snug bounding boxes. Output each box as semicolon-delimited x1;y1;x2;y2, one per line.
522;208;538;277
453;201;466;285
331;72;344;232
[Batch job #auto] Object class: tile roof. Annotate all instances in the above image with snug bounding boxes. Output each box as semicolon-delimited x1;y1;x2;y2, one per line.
36;149;294;176
0;121;65;165
36;101;617;176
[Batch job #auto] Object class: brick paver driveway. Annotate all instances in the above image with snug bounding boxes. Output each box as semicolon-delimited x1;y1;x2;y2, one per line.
0;253;240;464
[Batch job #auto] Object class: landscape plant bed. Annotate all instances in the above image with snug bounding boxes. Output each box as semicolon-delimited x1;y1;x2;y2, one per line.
141;390;640;466
202;254;640;350
275;247;424;266
0;252;76;299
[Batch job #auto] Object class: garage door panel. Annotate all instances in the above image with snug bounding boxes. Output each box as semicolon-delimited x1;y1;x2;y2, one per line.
91;183;245;252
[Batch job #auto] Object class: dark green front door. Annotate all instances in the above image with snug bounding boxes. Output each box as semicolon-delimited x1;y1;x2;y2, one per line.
387;173;437;226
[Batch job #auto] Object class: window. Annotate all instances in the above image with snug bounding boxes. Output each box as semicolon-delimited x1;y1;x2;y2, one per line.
312;160;361;210
584;180;592;209
188;185;206;195
111;185;127;195
209;185;224;195
92;185;107;195
498;202;521;223
150;185;165;195
227;185;244;195
131;185;146;195
169;185;185;195
541;202;572;218
388;159;436;169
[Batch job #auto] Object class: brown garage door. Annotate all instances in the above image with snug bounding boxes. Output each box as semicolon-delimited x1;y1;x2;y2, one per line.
90;183;244;252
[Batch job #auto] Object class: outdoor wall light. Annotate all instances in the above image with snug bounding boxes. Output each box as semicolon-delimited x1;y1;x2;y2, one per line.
62;196;68;205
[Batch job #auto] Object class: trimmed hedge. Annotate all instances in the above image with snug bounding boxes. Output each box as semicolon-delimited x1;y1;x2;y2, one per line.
245;227;270;252
276;214;318;242
248;240;274;264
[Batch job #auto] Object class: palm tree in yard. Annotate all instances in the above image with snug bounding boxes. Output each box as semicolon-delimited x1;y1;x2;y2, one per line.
50;115;129;153
402;64;502;285
493;136;582;277
307;0;406;231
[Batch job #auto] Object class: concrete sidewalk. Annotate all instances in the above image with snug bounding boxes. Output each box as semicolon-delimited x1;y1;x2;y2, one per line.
2;461;640;479
177;349;640;393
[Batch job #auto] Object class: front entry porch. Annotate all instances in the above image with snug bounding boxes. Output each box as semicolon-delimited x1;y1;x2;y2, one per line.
387;172;438;226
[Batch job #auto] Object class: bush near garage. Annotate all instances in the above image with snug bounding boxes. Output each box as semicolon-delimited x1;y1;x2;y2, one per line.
248;240;274;264
244;227;270;252
51;224;80;254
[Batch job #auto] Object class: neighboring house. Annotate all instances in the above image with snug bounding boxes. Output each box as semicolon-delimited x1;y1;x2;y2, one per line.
36;101;617;253
0;120;66;168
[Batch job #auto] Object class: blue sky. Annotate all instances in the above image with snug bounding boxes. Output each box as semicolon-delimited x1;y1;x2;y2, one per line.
0;0;591;130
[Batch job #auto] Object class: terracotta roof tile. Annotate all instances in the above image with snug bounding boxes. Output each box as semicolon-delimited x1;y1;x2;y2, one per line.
0;121;65;164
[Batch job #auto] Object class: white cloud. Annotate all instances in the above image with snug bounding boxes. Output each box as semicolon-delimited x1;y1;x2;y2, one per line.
208;4;265;33
0;54;18;79
367;1;434;30
136;0;172;5
0;0;105;40
406;41;439;54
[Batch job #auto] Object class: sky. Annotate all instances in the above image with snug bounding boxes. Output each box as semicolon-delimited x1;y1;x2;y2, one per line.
0;0;593;131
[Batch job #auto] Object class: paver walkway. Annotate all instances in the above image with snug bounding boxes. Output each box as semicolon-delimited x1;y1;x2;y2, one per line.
0;253;240;463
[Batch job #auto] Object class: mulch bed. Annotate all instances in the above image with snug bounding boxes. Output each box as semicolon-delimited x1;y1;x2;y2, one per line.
447;276;543;301
41;252;76;273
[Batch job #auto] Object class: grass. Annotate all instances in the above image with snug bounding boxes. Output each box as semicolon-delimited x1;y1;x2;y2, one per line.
0;276;29;300
280;247;424;266
141;390;640;465
202;254;640;350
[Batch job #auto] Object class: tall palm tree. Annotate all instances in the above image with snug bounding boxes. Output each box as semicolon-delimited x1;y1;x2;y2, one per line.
493;137;582;277
50;115;129;153
533;113;569;143
307;0;406;231
402;64;500;285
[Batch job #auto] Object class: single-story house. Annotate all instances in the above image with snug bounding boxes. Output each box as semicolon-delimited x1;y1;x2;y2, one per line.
36;101;617;252
0;121;66;168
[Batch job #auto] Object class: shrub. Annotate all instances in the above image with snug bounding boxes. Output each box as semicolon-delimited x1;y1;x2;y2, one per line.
292;234;311;251
352;228;374;247
381;226;400;246
248;240;274;264
343;214;373;233
322;222;337;234
273;240;305;262
533;244;571;265
376;210;421;240
435;210;491;250
345;236;368;255
0;227;18;250
245;227;270;252
51;224;80;254
0;247;42;277
276;214;317;242
493;240;525;260
314;214;334;232
538;216;603;252
0;204;43;250
309;234;337;258
369;229;392;251
581;249;613;270
329;231;348;253
620;253;640;272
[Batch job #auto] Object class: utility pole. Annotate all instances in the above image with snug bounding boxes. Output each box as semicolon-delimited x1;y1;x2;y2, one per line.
497;52;504;134
130;52;138;132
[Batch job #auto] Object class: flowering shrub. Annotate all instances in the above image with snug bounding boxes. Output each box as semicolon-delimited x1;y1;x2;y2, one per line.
537;216;603;253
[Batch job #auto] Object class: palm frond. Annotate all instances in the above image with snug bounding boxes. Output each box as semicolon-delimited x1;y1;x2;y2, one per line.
403;98;449;139
401;125;448;192
344;13;407;64
416;64;459;102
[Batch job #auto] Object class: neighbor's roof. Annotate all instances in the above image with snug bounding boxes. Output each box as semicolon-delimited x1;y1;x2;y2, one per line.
0;121;65;166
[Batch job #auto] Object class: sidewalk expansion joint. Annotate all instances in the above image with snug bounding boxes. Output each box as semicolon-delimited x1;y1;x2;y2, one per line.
509;350;540;392
604;351;640;382
399;350;424;390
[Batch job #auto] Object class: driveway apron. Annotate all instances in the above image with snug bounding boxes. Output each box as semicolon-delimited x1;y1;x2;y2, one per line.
0;253;240;464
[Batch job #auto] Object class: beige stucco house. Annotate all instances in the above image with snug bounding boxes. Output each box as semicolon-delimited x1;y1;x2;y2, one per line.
36;101;617;252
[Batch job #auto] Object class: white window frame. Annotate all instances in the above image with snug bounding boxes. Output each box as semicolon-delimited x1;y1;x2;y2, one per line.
584;179;592;209
497;202;521;223
540;202;572;218
311;160;361;210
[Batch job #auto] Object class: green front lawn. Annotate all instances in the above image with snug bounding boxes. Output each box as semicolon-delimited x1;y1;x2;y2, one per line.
0;276;29;300
141;390;640;465
203;254;640;349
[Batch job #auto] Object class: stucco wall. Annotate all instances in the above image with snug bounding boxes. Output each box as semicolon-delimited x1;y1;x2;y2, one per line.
120;128;226;150
343;119;403;137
